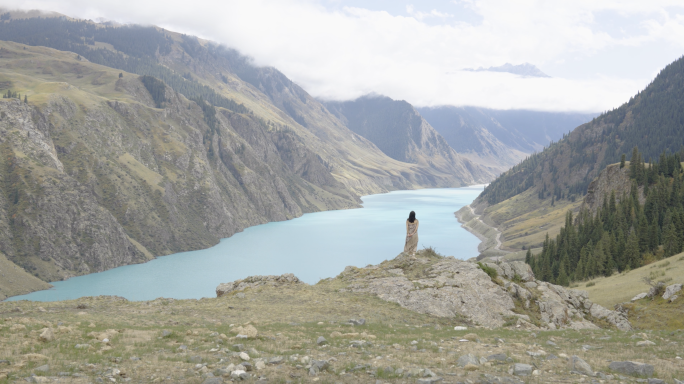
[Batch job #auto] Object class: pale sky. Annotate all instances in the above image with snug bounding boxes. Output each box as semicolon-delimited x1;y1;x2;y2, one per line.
6;0;684;112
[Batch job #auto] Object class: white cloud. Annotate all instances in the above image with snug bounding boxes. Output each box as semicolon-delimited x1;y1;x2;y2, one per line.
4;0;684;111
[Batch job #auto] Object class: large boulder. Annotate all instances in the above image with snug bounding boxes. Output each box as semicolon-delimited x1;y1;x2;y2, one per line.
216;273;304;297
662;284;682;301
608;361;654;377
483;261;535;282
340;254;517;328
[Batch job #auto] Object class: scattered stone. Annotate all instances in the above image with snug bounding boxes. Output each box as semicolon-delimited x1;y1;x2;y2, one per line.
464;364;479;371
34;364;49;372
255;361;265;370
316;336;327;345
546;340;557;346
453;326;468;331
161;330;172;337
75;344;91;349
486;353;507;362
631;292;648;301
37;328;54;342
526;350;546;358
647;379;665;384
636;340;656;347
202;376;223;384
457;354;479;367
568;355;593;376
510;363;533;376
330;331;342;338
663;284;683;300
349;318;366;326
417;377;443;383
240;362;252;371
189;356;203;363
267;357;283;365
216;274;303;297
239;352;250;361
608;361;654;377
232;325;258;338
463;333;479;342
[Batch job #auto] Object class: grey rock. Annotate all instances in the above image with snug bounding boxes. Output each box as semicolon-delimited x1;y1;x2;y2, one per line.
568;355;593;375
486;353;507;362
417;378;443;384
546;340;557;346
189;356;203;363
647;379;665;384
161;330;172;337
202;378;223;384
631;292;648;301
349;318;366;326
311;360;329;371
340;253;630;330
267;356;284;365
663;284;682;300
510;363;533;376
546;354;558;360
457;353;479;367
34;365;49;372
481;373;524;384
316;336;327;345
232;344;245;351
216;274;305;297
608;361;654;377
674;379;684;384
240;362;252;371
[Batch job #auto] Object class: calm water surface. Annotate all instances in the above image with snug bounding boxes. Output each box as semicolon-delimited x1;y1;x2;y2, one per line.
9;186;483;302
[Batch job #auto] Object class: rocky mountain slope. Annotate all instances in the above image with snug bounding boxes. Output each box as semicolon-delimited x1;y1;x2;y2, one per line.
324;95;491;177
418;106;595;174
0;13;495;296
469;55;684;256
476;55;684;210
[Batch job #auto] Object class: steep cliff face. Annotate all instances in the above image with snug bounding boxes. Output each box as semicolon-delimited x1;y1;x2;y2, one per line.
324;96;495;183
0;42;360;285
581;163;645;213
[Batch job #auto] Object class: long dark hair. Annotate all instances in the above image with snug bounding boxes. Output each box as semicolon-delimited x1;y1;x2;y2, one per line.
408;211;416;223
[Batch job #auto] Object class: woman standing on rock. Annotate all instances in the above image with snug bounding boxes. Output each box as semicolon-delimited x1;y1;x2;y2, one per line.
404;211;419;256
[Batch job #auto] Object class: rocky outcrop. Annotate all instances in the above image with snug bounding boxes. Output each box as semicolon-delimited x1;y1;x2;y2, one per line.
334;251;631;330
663;283;682;301
216;274;304;297
582;163;645;213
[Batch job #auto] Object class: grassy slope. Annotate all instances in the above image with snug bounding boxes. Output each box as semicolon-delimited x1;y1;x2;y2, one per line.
582;252;684;308
480;188;582;252
0;252;51;301
579;252;684;331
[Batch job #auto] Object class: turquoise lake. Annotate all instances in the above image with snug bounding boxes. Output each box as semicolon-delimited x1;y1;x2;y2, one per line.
8;186;484;302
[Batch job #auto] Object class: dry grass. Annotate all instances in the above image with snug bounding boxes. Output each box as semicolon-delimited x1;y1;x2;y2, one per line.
0;252;51;301
482;189;582;252
1;277;683;383
583;252;684;308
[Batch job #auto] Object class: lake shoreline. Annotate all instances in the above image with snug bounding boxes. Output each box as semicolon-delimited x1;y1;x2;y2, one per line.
6;186;485;302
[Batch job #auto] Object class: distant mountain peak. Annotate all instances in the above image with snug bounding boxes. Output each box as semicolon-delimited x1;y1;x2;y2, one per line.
464;62;550;78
